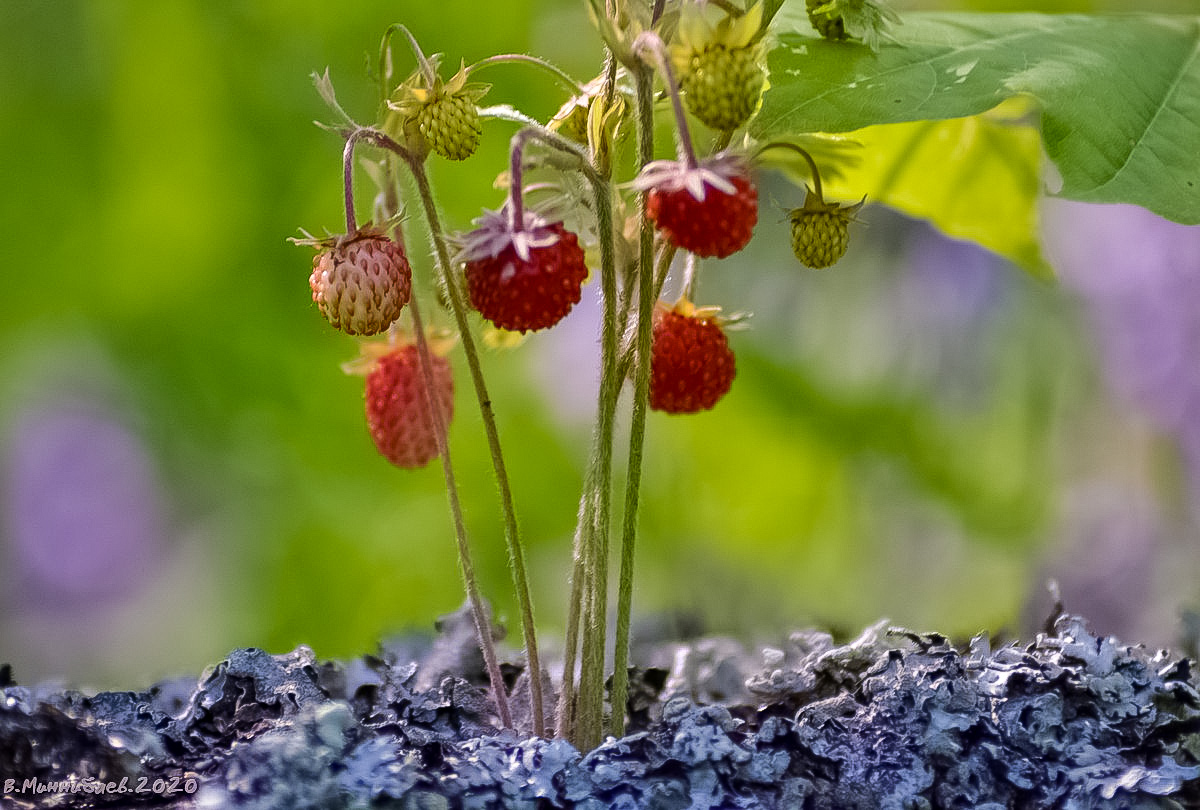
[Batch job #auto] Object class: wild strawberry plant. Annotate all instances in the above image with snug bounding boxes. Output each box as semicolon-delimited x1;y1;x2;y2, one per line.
294;0;1200;751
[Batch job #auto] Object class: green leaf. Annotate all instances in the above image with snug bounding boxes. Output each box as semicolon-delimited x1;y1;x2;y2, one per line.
819;103;1054;278
755;11;1200;225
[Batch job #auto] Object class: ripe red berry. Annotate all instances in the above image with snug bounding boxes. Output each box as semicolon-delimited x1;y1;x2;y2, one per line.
458;207;589;333
634;153;758;259
363;343;454;469
649;300;736;414
308;227;412;336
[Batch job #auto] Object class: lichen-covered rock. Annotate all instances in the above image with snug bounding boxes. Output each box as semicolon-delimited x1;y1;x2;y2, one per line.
2;609;1199;808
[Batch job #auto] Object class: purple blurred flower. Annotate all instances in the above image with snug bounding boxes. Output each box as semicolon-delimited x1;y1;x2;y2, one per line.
2;398;166;609
1046;200;1200;494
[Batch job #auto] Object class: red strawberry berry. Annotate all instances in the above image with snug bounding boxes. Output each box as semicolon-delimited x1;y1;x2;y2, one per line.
458;207;589;333
649;300;736;414
308;227;412;336
633;153;758;259
364;343;454;469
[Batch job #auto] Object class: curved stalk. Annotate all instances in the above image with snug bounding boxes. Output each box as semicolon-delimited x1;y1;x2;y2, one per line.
466;53;585;95
634;33;700;169
756;141;826;201
345;132;511;730
391;24;439;90
403;152;547;738
555;512;587;739
408;284;514;732
342;130;365;234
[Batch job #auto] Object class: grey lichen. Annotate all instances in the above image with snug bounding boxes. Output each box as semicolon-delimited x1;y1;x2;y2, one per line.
2;610;1198;808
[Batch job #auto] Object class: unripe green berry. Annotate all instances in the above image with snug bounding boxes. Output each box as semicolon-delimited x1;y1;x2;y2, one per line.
789;195;863;269
680;45;765;132
418;93;481;161
807;0;847;41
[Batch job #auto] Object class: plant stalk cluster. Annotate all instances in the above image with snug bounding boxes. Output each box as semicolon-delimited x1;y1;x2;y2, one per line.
322;2;802;750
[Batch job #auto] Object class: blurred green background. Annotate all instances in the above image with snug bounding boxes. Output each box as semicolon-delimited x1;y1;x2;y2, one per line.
2;0;1199;689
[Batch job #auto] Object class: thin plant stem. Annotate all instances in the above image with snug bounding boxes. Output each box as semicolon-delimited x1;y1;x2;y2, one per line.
635;33;699;170
392;24;438;90
608;60;657;739
466;53;585;95
557;52;620;747
501;121;615;749
757;141;825;201
571;174;622;752
613;245;676;396
340;138;543;737
403;152;546;738
408;283;514;732
342;131;512;730
555;512;587;738
343;131;363;234
652;245;679;307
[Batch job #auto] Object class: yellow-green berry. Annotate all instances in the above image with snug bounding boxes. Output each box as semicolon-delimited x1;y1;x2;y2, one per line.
680;44;765;132
807;0;847;41
789;195;863;269
418;92;481;161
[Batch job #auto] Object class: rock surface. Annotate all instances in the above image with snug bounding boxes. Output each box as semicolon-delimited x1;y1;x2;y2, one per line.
2;610;1199;808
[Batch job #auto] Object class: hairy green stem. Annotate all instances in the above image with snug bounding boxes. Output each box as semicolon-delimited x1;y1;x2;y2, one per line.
342;130;367;234
346;136;511;730
756;141;825;201
407;279;514;732
554;513;587;739
608;62;657;739
403;153;546;738
466;53;585;95
392;24;438;90
572;176;621;752
559;51;621;749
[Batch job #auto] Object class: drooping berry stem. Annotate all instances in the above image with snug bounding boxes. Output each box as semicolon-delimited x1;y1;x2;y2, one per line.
402;153;548;738
680;251;700;301
507;131;530;230
342;130;364;234
758;141;826;202
410;265;514;732
392;24;439;93
365;151;514;729
466;53;585;96
634;32;700;170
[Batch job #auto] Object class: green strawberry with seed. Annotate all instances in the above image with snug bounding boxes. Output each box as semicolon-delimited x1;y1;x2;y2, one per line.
387;58;489;161
807;0;847;41
789;191;864;269
417;91;481;161
670;2;765;132
805;0;901;52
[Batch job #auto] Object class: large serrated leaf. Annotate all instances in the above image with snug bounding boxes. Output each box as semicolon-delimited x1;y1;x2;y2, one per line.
819;106;1054;278
754;11;1200;225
